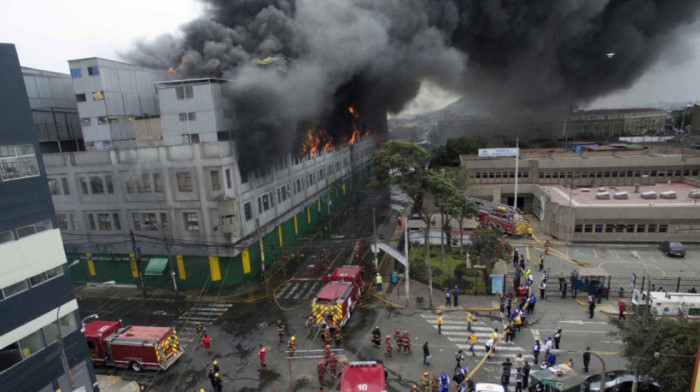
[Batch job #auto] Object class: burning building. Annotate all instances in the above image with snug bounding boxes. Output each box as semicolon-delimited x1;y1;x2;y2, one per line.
43;57;382;290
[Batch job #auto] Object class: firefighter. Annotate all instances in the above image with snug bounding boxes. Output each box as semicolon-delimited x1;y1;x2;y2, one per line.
334;326;343;347
385;335;393;357
402;330;412;353
420;371;432;392
329;352;338;378
258;345;266;367
324;324;332;345
288;336;296;357
201;333;212;354
307;315;315;339
317;360;327;386
410;385;419;392
212;372;223;392
371;326;382;348
276;320;286;342
394;329;403;351
207;366;217;391
431;374;439;392
324;343;331;363
195;321;206;339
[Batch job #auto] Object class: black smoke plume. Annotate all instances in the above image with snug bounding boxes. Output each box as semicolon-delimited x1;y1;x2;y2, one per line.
123;0;700;170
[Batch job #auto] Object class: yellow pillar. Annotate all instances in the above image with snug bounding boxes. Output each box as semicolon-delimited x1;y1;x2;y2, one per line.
242;249;251;274
129;253;139;278
176;255;186;280
208;256;221;281
278;225;283;247
86;253;96;276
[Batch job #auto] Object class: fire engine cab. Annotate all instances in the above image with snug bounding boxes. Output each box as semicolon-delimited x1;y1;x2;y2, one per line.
469;197;529;236
312;266;364;327
84;320;183;372
339;361;387;392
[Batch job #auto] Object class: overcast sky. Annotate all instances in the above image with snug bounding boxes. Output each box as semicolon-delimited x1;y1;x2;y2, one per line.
2;0;699;115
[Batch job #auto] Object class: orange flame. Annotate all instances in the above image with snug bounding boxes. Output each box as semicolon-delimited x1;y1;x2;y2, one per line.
348;122;360;146
300;129;334;157
348;106;359;119
167;57;183;73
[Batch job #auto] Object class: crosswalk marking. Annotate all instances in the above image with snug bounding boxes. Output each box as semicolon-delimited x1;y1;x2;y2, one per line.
177;302;232;342
276;281;321;300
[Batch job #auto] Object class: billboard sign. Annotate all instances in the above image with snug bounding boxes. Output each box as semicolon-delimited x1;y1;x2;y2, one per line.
478;148;519;157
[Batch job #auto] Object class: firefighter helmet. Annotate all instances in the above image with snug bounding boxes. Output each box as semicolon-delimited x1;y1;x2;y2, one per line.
403;330;408;334
375;326;379;329
386;335;391;338
277;320;282;325
291;336;295;341
423;371;429;376
214;373;220;378
213;360;218;366
395;329;400;333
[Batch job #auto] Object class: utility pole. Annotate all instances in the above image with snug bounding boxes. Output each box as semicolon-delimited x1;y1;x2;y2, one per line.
256;218;265;280
130;230;147;297
566;178;574;245
513;138;519;210
164;230;178;296
372;208;378;271
404;211;410;303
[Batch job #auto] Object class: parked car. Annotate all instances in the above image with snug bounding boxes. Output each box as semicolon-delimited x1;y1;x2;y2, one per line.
583;370;659;392
659;241;686;257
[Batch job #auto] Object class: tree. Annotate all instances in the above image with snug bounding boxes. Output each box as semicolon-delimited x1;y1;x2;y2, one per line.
465;228;511;271
609;311;699;391
372;141;460;306
432;136;488;167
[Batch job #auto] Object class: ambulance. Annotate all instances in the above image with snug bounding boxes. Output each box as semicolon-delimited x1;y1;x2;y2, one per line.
631;289;700;319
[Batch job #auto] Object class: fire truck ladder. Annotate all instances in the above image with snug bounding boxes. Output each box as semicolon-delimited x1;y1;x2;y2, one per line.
467;196;520;214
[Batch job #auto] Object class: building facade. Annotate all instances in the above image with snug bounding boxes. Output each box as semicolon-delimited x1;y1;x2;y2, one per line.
566;108;666;138
67;58;164;150
0;44;97;392
460;148;700;243
45;64;380;289
22;67;83;153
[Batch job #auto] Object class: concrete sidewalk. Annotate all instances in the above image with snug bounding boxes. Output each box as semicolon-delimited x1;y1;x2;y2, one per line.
96;375;140;392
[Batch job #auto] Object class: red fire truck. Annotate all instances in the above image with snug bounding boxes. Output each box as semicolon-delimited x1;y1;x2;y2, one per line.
84;320;183;372
339;361;387;392
311;266;364;327
469;197;529;236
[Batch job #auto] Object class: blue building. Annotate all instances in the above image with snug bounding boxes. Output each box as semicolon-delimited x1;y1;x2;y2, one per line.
0;43;97;391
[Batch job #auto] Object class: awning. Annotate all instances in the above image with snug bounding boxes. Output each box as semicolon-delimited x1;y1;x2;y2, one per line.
145;258;169;276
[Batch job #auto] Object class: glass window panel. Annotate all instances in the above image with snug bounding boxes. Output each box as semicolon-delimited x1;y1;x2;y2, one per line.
58;312;78;336
80;178;89;194
3;280;28;297
160;213;168;229
97;214;111;230
16;224;37;238
105;175;114;194
16;145;34;155
35;220;52;233
88;214;96;230
113;214;121;230
18;331;45;359
0;342;23;372
29;273;47;286
0;230;13;244
90;176;104;194
48;179;60;195
153;173;162;192
70;68;82;78
132;213;141;231
42;323;58;346
17;156;39;177
0;159;21;179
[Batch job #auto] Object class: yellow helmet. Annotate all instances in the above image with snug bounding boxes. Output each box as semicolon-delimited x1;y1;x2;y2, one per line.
213;360;218;365
291;336;296;341
423;371;429;376
214;373;220;378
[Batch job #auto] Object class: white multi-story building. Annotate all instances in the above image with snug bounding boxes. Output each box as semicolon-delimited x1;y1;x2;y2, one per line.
44;60;381;289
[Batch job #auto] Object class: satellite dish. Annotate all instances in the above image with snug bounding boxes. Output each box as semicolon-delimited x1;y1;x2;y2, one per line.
606;52;616;58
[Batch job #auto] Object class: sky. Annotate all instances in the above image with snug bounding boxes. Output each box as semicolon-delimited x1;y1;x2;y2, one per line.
2;0;699;116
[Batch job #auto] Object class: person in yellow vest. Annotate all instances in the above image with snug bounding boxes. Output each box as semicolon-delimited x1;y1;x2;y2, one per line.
527;226;533;239
467;332;477;356
436;312;443;335
491;328;498;340
466;312;474;333
375;273;383;292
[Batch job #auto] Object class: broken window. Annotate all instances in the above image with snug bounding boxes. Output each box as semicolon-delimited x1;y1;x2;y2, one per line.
87;66;99;75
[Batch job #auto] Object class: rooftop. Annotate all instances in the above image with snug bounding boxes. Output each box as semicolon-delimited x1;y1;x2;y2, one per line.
572;108;666;116
542;182;700;207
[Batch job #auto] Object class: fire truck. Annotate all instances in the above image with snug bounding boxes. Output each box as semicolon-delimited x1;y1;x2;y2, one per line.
469;197;529;236
339;361;387;392
631;290;700;319
84;320;183;372
311;266;364;327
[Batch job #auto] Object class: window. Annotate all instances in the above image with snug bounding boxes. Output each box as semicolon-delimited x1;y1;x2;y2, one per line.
244;202;252;221
42;312;77;346
93;91;105;101
160;213;169;229
57;214;69;230
80;177;89;194
584;224;593;233
143;213;157;230
636;224;646;233
176;86;184;99
113;213;121;230
595;224;603;233
225;169;232;189
90;176;104;194
132;213;141;230
29;266;64;287
626;224;635;233
17;220;52;238
97;214;111;230
574;224;583;233
48;179;60;195
647;224;657;233
70;214;78;230
18;330;45;359
88;214;96;230
0;144;39;181
179;113;187;122
177;172;193;192
183;213;199;231
87;66;99;75
80;117;91;126
2;279;28;298
658;224;668;233
0;342;23;372
604;224;614;233
187;112;196;121
126;180;135;193
153;173;162;192
61;178;70;195
210;170;221;191
240;170;248;183
76;94;86;102
0;230;13;244
190;133;199;143
98;116;108;125
70;68;82;78
185;85;193;98
138;174;151;193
